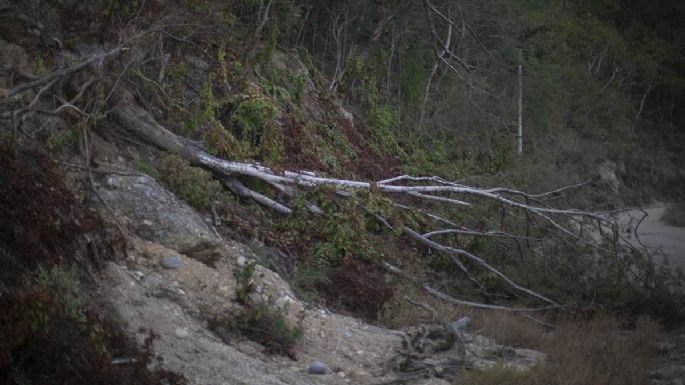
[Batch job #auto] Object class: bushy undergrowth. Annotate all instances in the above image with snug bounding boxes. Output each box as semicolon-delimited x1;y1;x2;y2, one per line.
215;300;303;358
18;0;679;330
276;188;396;318
0;265;186;385
458;315;660;385
383;291;661;385
0;141;185;385
158;153;225;210
2;1;682;383
208;261;303;357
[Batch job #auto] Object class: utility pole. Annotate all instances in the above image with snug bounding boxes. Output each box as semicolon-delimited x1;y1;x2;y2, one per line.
517;59;523;154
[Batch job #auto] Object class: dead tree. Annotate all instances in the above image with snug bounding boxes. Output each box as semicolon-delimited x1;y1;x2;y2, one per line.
328;10;357;93
109;87;651;312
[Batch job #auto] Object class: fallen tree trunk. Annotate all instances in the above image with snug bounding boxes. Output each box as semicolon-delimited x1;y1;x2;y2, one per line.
2;23;674;327
112;90;604;223
2;37;642;313
109;89;641;313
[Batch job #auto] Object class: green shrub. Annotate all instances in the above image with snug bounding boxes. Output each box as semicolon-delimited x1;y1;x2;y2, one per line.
276;189;395;317
47;128;80;153
31;266;85;324
229;299;303;356
233;260;256;304
135;161;161;179
0;265;187;385
158;153;222;210
209;260;303;357
230;94;280;146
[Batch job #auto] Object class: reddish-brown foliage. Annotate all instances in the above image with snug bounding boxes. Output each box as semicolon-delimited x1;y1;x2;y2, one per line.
0;141;124;276
318;256;394;320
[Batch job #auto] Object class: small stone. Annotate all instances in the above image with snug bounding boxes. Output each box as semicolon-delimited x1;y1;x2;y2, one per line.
320;331;326;339
344;330;353;338
106;175;120;189
237;255;247;266
174;327;189;339
160;255;182;269
308;361;327;375
451;316;472;332
356;350;364;355
337;371;346;378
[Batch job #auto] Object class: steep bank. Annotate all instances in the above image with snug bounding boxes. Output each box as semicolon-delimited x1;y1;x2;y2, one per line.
1;1;683;384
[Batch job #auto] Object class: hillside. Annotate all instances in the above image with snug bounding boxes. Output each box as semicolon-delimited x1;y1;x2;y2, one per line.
1;1;684;384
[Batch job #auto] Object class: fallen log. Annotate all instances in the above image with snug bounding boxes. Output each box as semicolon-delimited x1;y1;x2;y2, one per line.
109;90;606;309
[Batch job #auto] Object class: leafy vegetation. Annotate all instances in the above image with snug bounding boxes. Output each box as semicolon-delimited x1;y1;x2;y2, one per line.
13;0;678;327
158;153;224;210
0;143;185;385
209;260;303;357
233;259;257;304
275;189;396;316
2;0;684;381
457;315;660;385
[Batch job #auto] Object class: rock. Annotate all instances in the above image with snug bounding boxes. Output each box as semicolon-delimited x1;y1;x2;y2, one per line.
98;175;223;261
161;255;182;269
181;55;209;100
22;114;68;142
174;327;190;339
598;160;620;193
308;361;327;375
0;2;61;48
237;255;248;266
0;38;33;89
415;379;451;385
451;316;471;332
340;106;354;127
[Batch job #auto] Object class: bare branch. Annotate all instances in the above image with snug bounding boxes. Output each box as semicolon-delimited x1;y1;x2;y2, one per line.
221;176;292;215
109;92;648;317
383;262;555;312
407;191;471;207
423;228;542;242
401;226;560;307
7;46;125;98
253;0;275;40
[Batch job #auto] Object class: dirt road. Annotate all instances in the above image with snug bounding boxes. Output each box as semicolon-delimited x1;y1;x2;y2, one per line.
618;206;685;271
